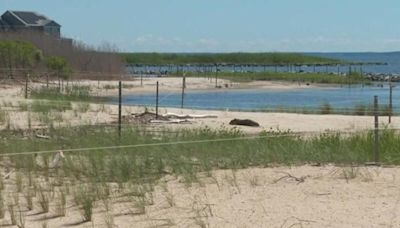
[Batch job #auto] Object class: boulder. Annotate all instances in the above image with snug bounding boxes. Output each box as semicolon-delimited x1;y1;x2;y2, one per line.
229;119;260;127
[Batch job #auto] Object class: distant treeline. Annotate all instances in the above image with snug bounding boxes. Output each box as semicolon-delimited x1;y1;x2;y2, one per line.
121;52;343;65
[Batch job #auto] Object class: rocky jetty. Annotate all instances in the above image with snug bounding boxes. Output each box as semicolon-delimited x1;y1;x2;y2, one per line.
364;73;400;82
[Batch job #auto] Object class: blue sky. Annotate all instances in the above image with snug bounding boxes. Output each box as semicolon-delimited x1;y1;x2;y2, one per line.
2;0;400;52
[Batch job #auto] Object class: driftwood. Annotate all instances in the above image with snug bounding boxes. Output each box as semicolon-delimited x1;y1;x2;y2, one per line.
150;119;191;124
124;111;217;125
162;113;218;119
273;171;309;184
36;134;51;139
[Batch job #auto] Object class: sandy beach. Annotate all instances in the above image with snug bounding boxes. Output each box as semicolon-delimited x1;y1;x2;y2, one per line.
0;165;399;228
0;77;399;228
0;77;397;133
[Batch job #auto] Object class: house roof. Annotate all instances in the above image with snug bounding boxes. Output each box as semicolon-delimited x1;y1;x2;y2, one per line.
6;11;60;27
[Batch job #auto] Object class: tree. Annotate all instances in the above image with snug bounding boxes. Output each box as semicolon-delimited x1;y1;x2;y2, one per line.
45;56;72;90
0;40;40;78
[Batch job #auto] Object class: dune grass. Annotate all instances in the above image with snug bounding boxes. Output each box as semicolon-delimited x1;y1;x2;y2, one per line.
30;86;96;102
1;126;400;184
0;125;399;224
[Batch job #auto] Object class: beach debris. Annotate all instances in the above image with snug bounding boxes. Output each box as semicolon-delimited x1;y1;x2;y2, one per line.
122;111;169;124
150;119;191;124
229;118;260;127
273;171;309;184
120;111;217;124
35;134;51;139
162;113;218;119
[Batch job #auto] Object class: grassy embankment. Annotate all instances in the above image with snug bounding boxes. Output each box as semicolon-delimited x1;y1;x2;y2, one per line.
121;53;367;84
178;71;368;84
121;52;343;65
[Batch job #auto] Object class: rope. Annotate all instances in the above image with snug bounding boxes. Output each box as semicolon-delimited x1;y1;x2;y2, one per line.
0;134;298;157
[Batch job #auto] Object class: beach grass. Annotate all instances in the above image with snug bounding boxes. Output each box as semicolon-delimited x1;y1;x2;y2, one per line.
1;125;399;224
30;85;96;102
2;125;400;184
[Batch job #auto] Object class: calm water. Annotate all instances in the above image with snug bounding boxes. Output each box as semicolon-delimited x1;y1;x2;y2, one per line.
121;53;400;111
119;84;399;111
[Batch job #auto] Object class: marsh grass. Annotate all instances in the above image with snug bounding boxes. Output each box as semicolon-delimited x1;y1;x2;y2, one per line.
179;71;366;84
319;102;332;114
258;103;395;116
122;52;341;65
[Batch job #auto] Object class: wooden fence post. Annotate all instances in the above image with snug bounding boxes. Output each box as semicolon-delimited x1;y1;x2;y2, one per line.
374;95;379;164
118;81;122;138
156;81;159;119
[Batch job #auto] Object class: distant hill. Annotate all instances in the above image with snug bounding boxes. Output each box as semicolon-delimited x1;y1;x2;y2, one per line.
121;52;343;65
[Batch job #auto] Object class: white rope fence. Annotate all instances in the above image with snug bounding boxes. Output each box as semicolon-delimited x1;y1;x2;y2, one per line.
0;133;299;157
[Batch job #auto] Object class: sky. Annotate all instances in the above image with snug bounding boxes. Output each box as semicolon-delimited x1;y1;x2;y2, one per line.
1;0;400;52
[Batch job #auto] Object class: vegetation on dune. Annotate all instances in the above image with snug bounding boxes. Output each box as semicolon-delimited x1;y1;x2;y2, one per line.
30;86;93;102
122;52;343;65
0;106;397;224
1;126;399;183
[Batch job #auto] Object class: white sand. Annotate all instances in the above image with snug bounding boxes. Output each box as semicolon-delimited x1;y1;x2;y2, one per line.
2;165;400;227
1;78;399;227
